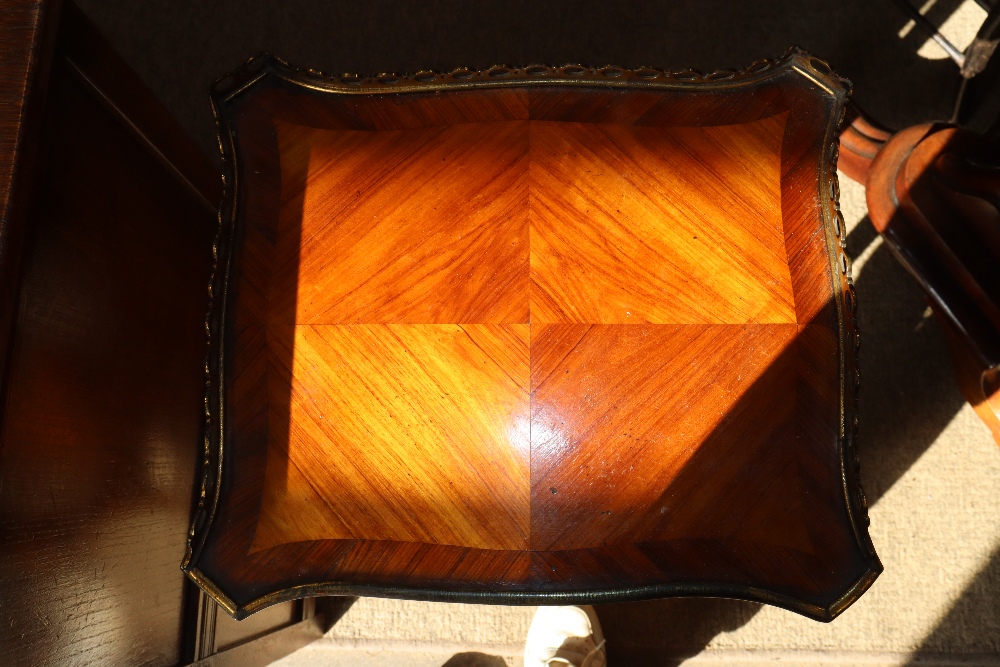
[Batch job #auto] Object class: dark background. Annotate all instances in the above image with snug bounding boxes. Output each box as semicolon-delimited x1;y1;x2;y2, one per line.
75;0;967;163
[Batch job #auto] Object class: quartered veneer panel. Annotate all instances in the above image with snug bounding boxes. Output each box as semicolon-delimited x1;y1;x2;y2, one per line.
183;51;881;621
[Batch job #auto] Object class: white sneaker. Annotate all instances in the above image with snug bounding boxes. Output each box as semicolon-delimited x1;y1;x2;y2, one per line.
523;605;607;667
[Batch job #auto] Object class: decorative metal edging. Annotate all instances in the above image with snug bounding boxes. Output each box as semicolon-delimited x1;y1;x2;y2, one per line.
208;47;849;102
822;101;879;567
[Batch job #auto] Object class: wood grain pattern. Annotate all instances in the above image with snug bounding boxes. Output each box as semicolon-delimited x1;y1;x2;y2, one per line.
253;323;530;552
269;120;529;325
529;323;799;551
529;117;794;324
188;54;880;622
271;116;794;327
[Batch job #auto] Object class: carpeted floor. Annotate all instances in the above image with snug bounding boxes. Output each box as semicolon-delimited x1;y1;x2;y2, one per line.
73;1;1000;663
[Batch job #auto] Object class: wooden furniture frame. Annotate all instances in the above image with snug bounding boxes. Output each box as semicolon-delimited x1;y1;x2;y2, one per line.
183;49;881;622
866;124;1000;445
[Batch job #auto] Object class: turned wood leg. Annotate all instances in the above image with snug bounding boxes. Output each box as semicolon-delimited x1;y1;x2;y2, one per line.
838;107;892;184
939;313;1000;445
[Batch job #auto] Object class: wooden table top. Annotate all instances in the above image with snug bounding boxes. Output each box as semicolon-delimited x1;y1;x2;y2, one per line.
183;51;881;622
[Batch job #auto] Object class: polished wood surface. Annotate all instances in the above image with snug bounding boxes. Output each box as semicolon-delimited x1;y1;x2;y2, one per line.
867;123;1000;445
270;120;529;325
253;113;796;553
529;323;800;551
187;53;880;622
528;117;793;324
254;323;531;552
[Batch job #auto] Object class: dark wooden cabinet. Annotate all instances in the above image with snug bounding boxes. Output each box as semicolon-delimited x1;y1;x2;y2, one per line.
0;2;326;664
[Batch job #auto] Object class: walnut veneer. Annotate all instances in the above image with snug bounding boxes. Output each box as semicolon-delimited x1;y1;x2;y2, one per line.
183;51;881;621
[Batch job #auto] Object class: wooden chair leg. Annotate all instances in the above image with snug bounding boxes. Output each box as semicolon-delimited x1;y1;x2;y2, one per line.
939;313;1000;446
838;107;892;184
